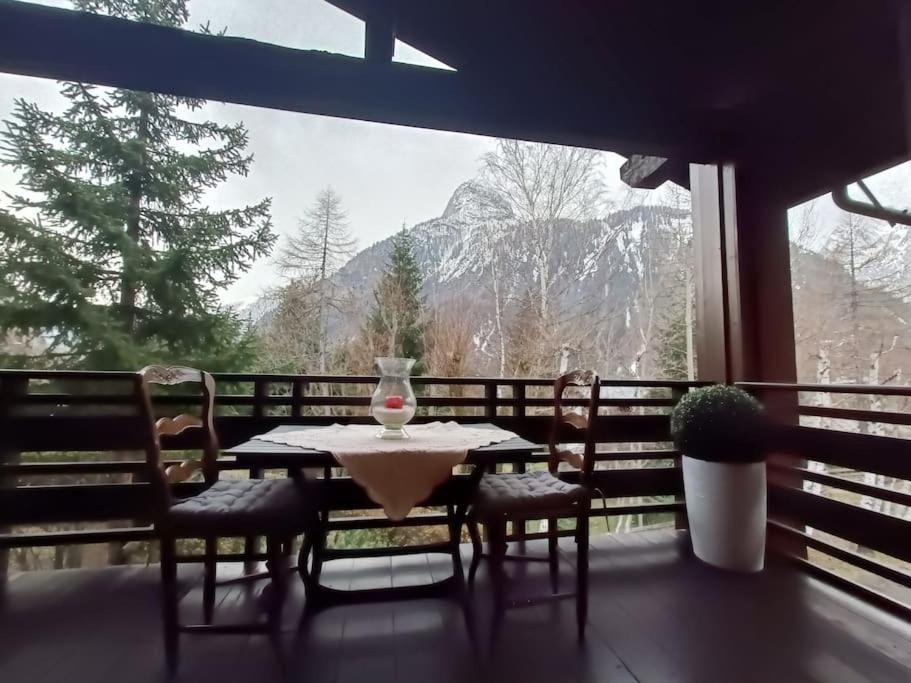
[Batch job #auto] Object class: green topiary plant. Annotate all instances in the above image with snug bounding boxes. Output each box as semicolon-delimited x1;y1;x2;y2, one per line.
670;385;765;463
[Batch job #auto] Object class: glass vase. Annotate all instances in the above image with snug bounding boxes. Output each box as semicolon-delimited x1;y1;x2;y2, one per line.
370;357;417;439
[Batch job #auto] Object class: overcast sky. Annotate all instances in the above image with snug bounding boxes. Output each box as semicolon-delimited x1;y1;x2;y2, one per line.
0;0;630;304
3;1;907;304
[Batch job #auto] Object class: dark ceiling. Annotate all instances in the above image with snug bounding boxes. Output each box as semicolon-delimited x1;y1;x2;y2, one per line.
331;0;910;203
0;0;906;205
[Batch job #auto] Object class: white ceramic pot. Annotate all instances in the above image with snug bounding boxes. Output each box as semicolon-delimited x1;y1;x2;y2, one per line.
682;455;766;572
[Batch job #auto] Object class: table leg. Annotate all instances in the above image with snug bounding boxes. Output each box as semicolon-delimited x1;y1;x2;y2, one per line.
449;464;486;648
449;464;486;585
291;464;330;608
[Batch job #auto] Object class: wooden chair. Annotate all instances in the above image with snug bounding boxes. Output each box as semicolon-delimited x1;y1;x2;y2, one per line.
467;370;599;642
138;366;310;676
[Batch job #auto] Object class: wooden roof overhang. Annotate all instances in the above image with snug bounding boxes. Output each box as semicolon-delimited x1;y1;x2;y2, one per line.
0;0;908;206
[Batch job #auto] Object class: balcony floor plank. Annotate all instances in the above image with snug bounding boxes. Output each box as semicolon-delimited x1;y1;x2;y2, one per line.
2;530;909;683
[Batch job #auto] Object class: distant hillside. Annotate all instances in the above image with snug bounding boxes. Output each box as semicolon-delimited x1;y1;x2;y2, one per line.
327;181;691;373
252;179;911;381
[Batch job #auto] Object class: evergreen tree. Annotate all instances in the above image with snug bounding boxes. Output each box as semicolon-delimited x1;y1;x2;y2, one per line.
0;0;275;371
366;227;426;370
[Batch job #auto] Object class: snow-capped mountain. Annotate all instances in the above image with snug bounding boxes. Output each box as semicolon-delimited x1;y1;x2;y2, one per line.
333;181;689;317
323;180;692;376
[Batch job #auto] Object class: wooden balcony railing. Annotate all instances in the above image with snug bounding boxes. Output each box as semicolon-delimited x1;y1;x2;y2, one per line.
0;371;709;571
738;382;911;617
4;371;908;616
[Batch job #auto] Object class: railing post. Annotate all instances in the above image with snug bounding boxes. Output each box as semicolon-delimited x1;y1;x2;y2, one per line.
513;382;526;419
0;375;27;600
484;382;497;420
252;378;268;420
291;378;306;418
670;387;689;531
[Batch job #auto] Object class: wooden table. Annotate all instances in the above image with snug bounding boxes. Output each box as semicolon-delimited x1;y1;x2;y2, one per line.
224;423;537;609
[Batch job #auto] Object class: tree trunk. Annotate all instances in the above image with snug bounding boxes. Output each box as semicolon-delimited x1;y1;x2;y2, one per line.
110;102;148;565
119;104;148;337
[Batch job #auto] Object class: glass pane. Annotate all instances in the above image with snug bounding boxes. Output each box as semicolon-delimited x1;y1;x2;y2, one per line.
788;161;911;438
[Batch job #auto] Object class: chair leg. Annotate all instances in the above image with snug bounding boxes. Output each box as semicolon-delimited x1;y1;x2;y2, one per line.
310;523;326;586
547;516;559;594
266;536;289;673
203;536;216;624
487;516;508;655
576;512;589;640
159;535;179;678
243;534;258;575
467;512;483;589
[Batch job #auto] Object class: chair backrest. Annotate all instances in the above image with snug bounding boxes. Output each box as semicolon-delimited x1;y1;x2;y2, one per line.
138;366;219;513
547;370;600;483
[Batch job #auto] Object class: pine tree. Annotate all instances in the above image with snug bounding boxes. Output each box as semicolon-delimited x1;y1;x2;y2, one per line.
276;187;355;373
366;227;426;370
0;0;275;371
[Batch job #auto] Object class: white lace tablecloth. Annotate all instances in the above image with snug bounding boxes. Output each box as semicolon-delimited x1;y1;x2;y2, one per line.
254;422;519;520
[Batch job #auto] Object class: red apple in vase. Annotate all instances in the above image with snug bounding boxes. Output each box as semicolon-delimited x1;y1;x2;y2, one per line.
384;395;405;409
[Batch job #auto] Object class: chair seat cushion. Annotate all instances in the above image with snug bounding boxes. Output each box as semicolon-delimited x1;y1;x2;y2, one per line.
164;478;309;536
473;471;587;515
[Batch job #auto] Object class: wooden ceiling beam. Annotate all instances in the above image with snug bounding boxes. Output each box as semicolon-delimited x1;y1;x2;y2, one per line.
364;7;395;64
619;155;689;190
0;2;717;160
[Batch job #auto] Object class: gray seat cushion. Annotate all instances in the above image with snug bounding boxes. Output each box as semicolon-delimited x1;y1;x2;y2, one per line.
473;471;587;515
164;478;309;536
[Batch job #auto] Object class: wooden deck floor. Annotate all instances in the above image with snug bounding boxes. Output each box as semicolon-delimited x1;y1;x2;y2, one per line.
2;530;909;683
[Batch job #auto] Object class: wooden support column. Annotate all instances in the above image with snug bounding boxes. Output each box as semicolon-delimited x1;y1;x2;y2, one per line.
901;1;911;152
690;163;730;384
365;10;395;64
690;163;798;420
691;162;804;556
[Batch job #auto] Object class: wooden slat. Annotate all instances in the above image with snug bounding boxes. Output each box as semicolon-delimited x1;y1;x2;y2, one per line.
582;467;682;498
1;415;152;452
778;552;911;621
799;405;911;426
0;368;712;388
738;381;911;397
525;397;676;408
327;513;450;531
769;424;911;480
324;542;451;559
0;482;206;525
768;483;911;563
594;501;684;518
768;520;911;590
768;462;911;508
0;526;153;549
0;459;248;476
1;460;170;475
594;449;679;462
515;501;685;535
